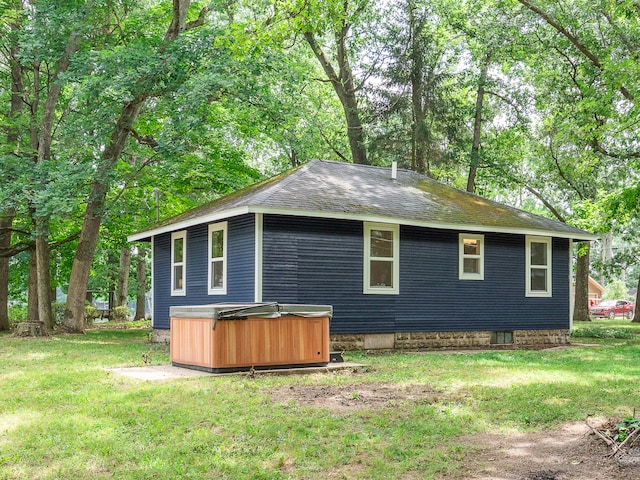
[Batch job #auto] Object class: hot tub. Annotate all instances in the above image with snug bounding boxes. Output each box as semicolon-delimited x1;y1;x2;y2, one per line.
169;303;332;372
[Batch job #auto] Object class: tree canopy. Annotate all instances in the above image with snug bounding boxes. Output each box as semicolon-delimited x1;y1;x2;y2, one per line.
1;0;638;331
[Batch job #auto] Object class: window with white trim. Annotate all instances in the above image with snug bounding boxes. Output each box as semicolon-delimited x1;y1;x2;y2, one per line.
364;223;399;295
459;234;484;280
208;222;227;295
526;235;552;297
171;231;186;296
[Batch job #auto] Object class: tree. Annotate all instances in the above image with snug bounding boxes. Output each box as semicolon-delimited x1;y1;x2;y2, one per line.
293;0;372;165
0;0;23;331
367;0;471;176
134;247;147;321
505;0;640;320
63;0;210;333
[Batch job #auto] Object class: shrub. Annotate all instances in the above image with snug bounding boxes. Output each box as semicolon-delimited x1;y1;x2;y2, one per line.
112;305;130;322
571;327;635;339
7;304;27;329
84;305;99;324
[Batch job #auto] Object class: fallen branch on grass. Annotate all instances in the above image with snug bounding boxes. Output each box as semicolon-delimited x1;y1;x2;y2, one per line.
585;416;616;452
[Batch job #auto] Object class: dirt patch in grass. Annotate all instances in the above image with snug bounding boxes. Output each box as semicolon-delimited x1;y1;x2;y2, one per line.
270;382;442;411
436;420;640;480
271;382;640;478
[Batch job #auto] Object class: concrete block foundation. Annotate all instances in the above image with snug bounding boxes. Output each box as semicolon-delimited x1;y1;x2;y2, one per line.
330;329;570;351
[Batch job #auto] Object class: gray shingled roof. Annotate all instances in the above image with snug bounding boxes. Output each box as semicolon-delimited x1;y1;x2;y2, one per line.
129;159;595;241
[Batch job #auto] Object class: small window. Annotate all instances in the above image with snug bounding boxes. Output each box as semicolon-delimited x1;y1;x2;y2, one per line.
491;331;513;345
459;234;484;280
208;222;227;295
171;231;186;296
364;223;399;295
526;236;552;297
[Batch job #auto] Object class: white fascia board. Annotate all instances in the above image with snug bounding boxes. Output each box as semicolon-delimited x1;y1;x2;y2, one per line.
248;206;597;241
127;203;596;243
127;207;250;242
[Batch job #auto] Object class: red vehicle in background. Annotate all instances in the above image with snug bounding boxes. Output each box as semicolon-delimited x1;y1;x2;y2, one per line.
589;299;634;319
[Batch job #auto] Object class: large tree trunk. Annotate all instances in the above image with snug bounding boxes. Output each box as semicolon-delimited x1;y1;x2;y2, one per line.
116;246;131;308
31;31;82;333
1;5;24;331
573;242;590;322
134;248;147;321
63;0;202;333
35;218;52;332
27;246;39;321
467;54;490;193
64;103;143;333
0;210;13;331
408;4;429;176
63;0;200;333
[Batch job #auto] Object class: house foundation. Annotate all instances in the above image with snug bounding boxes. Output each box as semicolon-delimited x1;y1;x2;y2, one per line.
152;328;570;350
330;329;570;351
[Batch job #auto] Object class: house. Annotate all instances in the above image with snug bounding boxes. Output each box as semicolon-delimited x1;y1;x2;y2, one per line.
588;277;605;305
572;276;606;306
128;159;595;350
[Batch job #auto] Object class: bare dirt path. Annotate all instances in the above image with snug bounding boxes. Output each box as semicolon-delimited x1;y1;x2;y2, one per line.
436;420;640;480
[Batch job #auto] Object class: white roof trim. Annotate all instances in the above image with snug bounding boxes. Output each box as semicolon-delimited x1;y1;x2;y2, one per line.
128;205;596;242
249;207;598;241
127;206;249;242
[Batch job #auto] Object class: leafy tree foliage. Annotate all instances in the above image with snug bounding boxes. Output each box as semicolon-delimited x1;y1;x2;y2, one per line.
1;0;639;331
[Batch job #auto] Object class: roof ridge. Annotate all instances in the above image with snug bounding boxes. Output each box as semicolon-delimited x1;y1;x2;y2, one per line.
249;160;317;204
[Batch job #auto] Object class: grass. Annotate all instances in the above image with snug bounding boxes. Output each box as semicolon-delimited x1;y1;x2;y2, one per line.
1;321;640;479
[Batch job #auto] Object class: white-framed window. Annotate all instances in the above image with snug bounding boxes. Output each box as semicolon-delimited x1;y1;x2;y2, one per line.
526;235;552;297
171;230;186;296
208;222;227;295
459;233;484;280
364;222;399;295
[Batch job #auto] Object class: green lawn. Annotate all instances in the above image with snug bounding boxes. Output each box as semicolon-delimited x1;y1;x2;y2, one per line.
1;322;640;479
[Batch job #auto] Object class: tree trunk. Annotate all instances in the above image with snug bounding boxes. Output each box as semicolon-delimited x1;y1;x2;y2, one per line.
27;246;38;321
632;274;640;323
0;6;24;331
35;218;52;332
467;54;490;193
600;231;613;284
135;248;147;320
63;0;197;333
0;210;14;331
408;4;429;176
573;242;590;322
116;246;131;307
0;214;13;332
0;213;13;332
304;30;368;165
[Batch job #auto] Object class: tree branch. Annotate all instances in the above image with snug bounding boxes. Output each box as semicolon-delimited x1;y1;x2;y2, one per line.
548;140;585;200
0;231;80;258
130;130;158;148
318;127;349;162
186;6;209;30
518;0;634;102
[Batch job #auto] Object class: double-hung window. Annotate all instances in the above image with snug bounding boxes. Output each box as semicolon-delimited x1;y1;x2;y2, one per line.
171;231;186;296
459;234;484;280
364;223;399;294
208;222;227;295
526;235;552;297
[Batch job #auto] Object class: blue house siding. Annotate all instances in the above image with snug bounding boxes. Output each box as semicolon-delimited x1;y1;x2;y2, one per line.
152;214;255;329
262;215;570;335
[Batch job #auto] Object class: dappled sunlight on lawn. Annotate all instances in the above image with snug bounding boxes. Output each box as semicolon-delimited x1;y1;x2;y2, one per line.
471;368;589;388
65;339;129;346
0;411;41;437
